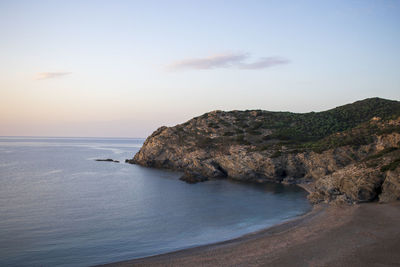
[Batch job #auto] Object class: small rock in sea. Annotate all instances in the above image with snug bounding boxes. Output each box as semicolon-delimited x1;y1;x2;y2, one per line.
179;171;209;184
95;159;119;163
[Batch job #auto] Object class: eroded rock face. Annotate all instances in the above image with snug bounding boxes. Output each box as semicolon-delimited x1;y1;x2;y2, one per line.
308;164;386;204
132;128;372;184
128;110;400;204
380;169;400;203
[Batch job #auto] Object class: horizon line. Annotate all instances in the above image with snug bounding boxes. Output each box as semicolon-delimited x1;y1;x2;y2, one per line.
0;135;146;139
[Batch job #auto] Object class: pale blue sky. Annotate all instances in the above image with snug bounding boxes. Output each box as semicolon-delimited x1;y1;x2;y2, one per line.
1;0;399;137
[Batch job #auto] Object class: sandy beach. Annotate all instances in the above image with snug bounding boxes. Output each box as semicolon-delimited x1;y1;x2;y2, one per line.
101;201;400;267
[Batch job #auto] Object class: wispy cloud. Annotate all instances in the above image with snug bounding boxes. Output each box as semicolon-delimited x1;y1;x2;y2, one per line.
238;57;290;70
168;53;248;70
168;53;289;71
35;72;71;80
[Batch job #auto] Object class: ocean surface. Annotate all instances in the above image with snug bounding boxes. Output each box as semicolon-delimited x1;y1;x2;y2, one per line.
0;137;311;267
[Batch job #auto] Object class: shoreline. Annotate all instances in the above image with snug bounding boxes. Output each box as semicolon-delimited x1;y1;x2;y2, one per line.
99;201;400;266
96;181;315;266
98;203;324;266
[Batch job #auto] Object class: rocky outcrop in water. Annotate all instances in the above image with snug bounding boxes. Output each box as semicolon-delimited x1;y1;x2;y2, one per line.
95;159;120;163
127;98;400;204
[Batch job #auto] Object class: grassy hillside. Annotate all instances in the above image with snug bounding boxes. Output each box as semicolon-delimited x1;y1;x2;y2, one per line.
264;97;400;142
176;98;400;153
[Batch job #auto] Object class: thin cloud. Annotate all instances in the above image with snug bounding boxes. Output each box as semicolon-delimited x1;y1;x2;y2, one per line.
168;53;289;71
35;72;71;80
238;57;290;69
168;53;248;70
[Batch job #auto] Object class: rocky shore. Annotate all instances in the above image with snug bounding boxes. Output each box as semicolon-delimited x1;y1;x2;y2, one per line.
127;98;400;204
109;98;400;266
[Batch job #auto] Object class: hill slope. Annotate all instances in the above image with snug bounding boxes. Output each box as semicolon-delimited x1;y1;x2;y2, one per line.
128;98;400;204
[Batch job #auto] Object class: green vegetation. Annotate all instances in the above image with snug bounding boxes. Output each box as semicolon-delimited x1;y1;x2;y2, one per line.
301;128;376;153
223;131;235;136
250;121;263;130
236;134;244;142
251;98;400;143
208;122;220;129
185;98;400;153
270;150;282;158
220;120;231;127
197;136;214;148
380;158;400;172
247;129;262;135
364;147;399;161
235;129;244;134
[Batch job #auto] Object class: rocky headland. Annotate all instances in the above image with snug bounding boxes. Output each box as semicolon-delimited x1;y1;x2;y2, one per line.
127;98;400;204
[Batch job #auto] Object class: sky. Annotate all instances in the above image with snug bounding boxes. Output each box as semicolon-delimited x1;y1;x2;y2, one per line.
0;0;399;137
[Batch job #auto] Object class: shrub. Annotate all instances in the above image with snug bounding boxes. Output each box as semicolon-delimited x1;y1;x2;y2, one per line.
207;122;220;129
223;131;235;136
380;158;400;172
236;135;244;142
270;150;282;158
247;130;262;135
197;137;214;148
235;128;244;134
364;147;398;161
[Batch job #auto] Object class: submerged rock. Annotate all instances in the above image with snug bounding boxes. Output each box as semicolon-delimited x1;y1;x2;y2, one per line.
179;171;209;184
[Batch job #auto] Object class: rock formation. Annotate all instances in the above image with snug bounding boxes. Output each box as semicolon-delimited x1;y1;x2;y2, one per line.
127;98;400;204
95;159;120;163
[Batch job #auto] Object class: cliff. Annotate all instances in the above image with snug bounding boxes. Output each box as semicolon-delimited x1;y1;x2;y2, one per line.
127;98;400;204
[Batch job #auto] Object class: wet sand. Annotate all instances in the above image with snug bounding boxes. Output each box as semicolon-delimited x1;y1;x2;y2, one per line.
101;202;400;267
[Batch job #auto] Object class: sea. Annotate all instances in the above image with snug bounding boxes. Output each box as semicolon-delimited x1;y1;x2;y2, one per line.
0;137;311;266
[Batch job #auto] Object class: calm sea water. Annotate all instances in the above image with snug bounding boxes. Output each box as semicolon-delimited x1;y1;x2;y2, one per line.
0;137;310;266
